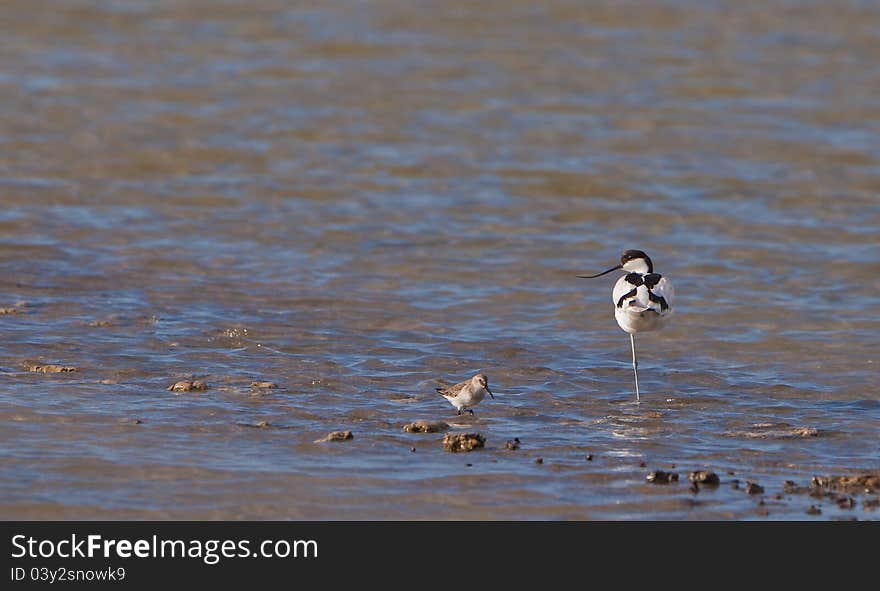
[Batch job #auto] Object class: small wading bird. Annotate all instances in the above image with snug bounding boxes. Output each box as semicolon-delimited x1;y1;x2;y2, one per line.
578;250;675;402
437;373;494;416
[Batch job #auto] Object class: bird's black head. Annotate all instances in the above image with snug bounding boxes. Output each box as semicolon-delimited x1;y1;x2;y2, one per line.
621;250;653;274
577;249;655;280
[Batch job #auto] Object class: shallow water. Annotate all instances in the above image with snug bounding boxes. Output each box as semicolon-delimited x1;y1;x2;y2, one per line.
1;0;878;520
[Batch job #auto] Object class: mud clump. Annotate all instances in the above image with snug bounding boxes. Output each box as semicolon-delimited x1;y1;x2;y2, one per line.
806;505;822;516
505;438;521;450
250;381;278;390
167;380;208;392
789;427;820;437
725;423;820;439
745;481;764;495
1;301;28;315
403;420;449;433
810;473;879;494
239;421;272;429
647;470;679;484
836;496;856;510
315;431;353;443
688;471;720;486
783;473;880;509
442;432;485;453
25;363;78;373
783;480;810;495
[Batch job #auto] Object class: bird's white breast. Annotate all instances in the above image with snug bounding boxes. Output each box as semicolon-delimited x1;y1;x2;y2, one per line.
458;386;486;406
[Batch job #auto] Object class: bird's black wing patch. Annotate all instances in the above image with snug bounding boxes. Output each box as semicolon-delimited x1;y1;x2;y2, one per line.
643;273;662;289
647;291;669;311
616;288;638;308
624;273;644;286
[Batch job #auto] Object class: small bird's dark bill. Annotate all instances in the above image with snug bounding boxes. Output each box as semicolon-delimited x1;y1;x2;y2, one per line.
577;264;622;279
486;387;495;399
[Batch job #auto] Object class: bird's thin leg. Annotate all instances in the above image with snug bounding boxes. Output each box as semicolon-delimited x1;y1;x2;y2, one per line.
457;409;462;416
630;333;640;403
468;409;475;416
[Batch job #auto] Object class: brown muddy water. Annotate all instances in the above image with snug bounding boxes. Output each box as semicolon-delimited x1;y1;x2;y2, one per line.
1;0;878;520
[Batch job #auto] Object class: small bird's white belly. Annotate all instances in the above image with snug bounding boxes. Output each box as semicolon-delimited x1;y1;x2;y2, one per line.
446;388;485;409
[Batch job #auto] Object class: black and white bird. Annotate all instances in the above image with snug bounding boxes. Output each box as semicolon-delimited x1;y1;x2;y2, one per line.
578;250;675;402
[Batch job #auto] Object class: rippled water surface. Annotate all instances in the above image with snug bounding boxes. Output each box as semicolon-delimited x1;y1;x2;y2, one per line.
1;0;878;520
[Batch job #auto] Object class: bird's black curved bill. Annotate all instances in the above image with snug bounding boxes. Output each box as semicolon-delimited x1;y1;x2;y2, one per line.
577;264;622;279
